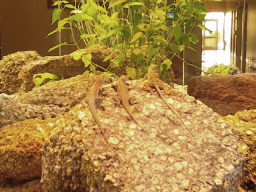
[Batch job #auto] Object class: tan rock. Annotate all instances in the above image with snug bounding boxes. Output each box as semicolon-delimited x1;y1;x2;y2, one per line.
0;74;97;128
0;51;40;94
0;119;56;184
41;77;242;192
0;45;113;94
223;110;256;191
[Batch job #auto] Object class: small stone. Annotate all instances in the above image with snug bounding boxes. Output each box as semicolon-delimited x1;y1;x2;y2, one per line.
124;129;135;136
135;184;146;191
108;137;119;145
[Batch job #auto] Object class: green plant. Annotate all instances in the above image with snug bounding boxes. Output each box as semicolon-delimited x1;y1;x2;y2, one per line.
205;64;241;76
49;0;207;79
33;73;62;88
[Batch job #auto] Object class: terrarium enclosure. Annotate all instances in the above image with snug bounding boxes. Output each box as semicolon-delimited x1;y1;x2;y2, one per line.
0;0;256;191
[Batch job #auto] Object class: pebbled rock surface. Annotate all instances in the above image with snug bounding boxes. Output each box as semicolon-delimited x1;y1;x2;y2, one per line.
0;45;113;94
223;110;256;192
0;119;56;185
0;74;97;128
0;51;40;94
19;74;96;108
41;78;242;192
19;44;113;93
0;93;67;128
187;74;256;116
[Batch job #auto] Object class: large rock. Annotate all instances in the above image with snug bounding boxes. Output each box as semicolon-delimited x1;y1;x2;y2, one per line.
223;110;256;191
0;119;56;185
0;51;40;94
0;93;66;128
187;74;256;116
41;78;242;192
0;45;113;94
0;74;98;128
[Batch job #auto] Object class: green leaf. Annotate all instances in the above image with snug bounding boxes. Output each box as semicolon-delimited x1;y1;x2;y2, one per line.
82;13;94;21
133;48;143;55
70;10;82;14
122;25;131;39
178;45;185;52
87;37;96;48
186;46;197;52
48;42;68;52
65;4;77;9
155;36;168;46
82;54;92;67
52;0;69;6
87;7;97;18
109;0;127;8
111;11;120;19
83;70;90;77
134;13;142;25
126;67;137;79
170;42;179;53
131;32;143;43
47;26;65;37
80;34;96;39
103;26;124;38
90;65;96;72
92;3;107;13
33;73;59;88
197;24;207;30
58;18;69;28
190;33;199;44
183;34;190;45
115;53;126;66
71;13;84;22
124;2;144;8
150;9;165;20
137;24;145;31
173;25;182;41
73;50;86;60
103;53;113;62
52;8;63;24
161;59;172;71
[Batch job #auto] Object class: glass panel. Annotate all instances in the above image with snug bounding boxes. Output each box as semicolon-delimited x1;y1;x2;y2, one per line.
205;38;217;49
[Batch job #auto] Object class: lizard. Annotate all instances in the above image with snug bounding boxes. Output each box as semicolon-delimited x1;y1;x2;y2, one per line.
88;74;114;151
117;75;147;134
144;64;188;130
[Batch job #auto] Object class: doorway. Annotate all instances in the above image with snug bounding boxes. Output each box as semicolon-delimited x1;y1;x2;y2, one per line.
202;12;232;69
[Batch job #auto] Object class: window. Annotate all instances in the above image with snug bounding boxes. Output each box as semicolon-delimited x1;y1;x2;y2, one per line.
203;19;218;50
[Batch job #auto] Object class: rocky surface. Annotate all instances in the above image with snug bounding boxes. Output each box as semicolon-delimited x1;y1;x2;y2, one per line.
19;74;96;107
223;110;256;192
0;45;113;94
19;44;114;93
0;93;67;128
41;78;242;192
0;119;56;185
0;74;99;128
0;51;40;94
187;74;256;116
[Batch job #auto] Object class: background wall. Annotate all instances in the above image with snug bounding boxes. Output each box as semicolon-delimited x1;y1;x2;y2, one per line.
246;1;256;72
0;0;59;57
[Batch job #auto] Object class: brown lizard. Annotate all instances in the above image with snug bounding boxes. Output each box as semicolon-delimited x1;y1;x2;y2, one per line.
88;75;114;151
144;64;188;129
117;75;147;133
